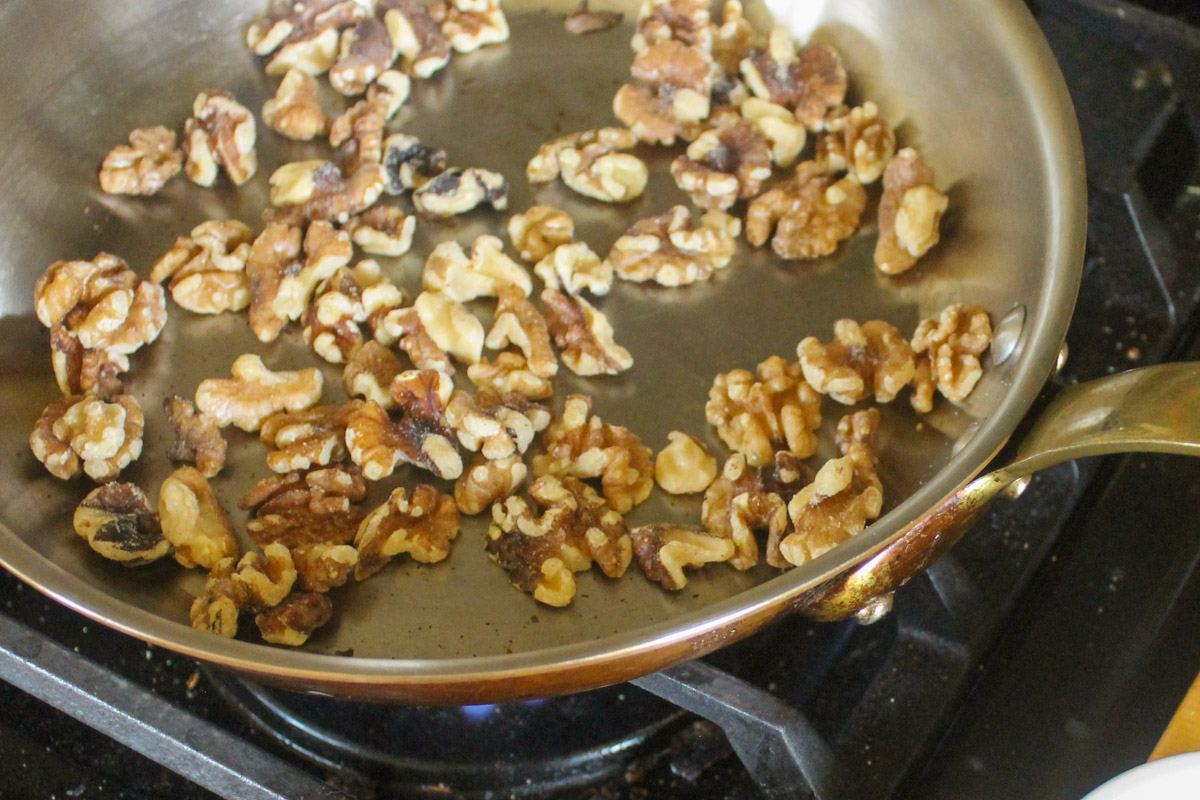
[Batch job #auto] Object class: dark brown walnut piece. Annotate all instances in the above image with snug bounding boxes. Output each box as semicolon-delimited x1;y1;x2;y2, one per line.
670;118;772;210
745;160;866;260
412;167;509;218
266;159;386;225
164;396;227;478
158;466;239;569
241;465;366;550
702;451;812;570
541;288;633;377
30;394;144;482
740;27;846;129
910;304;992;411
344;380;462;481
98;126;182;195
256;591;333;646
382;133;449;194
183;90;257;186
796;319;916;405
354;484;459;579
875;148;949;276
291;543;358;592
343;205;417;256
705;355;821;467
73;483;170;566
631;524;736;590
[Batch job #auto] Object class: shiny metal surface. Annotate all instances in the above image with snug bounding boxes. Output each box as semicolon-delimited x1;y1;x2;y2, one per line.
0;0;1087;702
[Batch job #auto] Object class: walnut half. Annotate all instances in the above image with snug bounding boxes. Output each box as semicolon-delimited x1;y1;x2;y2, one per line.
73;483;170;566
195;354;324;432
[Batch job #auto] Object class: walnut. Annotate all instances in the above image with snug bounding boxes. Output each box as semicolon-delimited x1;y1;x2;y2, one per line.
367;69;414;118
712;0;762;74
381;0;452;78
631;524;735;590
412;167;509;218
816;102;895;184
740;27;846;129
343;340;404;407
343;205;416;256
164;396;227;478
745;161;866;260
260;401;362;473
256;592;333;646
98;126;182;195
329;93;391;174
195;354;323;432
455;453;527;515
444;388;550;460
534;243;611;297
705;355;820;467
355;484;459;579
242;465;366;549
875;148;948;276
31;395;143;482
486;286;557;377
245;0;368;75
612;84;700;147
35;254;133;330
702;451;810;570
262;69;328;140
527;129;648;203
246;222;302;343
72;483;169;566
773;410;883;568
345;373;462;479
158;467;239;569
330;17;397;95
271;221;354;323
614;40;712;145
467;353;553;400
910;304;992;410
564;1;623;35
508;205;574;263
234;543;299;610
183;90;257;186
670;119;772;210
267;159;386;224
431;0;509;52
291;543;358;592
374;306;454;374
605;206;739;286
150;219;254;314
531;395;652;513
50;333;126;400
541;288;633;376
413;290;485;364
302;261;389;363
797;319;915;405
382;133;449;193
654;432;717;494
423;236;532;302
740;97;805;166
631;0;712;53
190;559;240;638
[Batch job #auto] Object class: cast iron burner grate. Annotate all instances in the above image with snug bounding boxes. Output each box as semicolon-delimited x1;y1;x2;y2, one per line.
2;1;1200;798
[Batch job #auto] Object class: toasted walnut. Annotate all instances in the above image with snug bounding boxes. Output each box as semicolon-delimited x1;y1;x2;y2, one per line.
631;0;712;53
50;333;127;400
382;133;449;194
532;395;652;513
150;219;254;314
330;17;397;95
612;83;700;147
816;102;896;185
98;126;182;195
375;306;454;374
35;254;133;329
190;559;240;638
245;0;368;75
260;401;361;473
746;161;866;260
605;206;739;286
541;288;633;377
670;120;772;210
183;90;257;186
534;243;612;297
381;0;452;77
655;432;717;494
431;0;509;52
195;354;323;432
702;451;810;570
444;388;550;461
740;27;846;129
632;524;735;590
256;592;333;646
164;396;227;478
369;69;414;117
712;0;761;74
344;205;417;256
527;128;648;203
267;159;386;224
797;319;915;405
740;97;805;166
242;466;366;549
31;395;144;482
423;236;532;302
73;483;169;565
301;261;388;363
413;167;509;217
910;304;992;410
263;69;328;139
291;543;358;592
875;149;949;276
509;205;574;263
614;41;712;145
274;221;354;322
706;355;821;467
773;410;883;568
343;341;404;408
565;1;623;35
158;467;238;569
413;290;485;364
455;453;527;515
345;375;462;480
330;98;390;177
233;543;299;610
486;287;558;377
467;353;553;400
354;484;459;579
246;222;301;343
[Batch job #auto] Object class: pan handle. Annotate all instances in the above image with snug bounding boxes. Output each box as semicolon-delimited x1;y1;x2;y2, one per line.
796;362;1200;622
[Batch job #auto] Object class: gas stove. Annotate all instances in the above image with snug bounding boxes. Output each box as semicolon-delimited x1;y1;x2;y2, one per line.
3;1;1200;798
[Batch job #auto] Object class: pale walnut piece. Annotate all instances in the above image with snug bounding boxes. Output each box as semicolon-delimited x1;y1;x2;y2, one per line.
875;148;949;276
740;97;806;167
184;90;257;186
706;355;821;468
330;17;397;95
527;128;648;204
541;289;633;377
654;431;717;494
531;395;653;513
412;167;509;218
455;453;527;515
241;466;366;550
150;219;254;314
467;353;553;400
195;354;323;432
773;409;883;568
380;0;451;78
614;40;713;145
262;69;328;140
158;466;239;569
797;319;916;405
509;205;574;263
631;0;712;54
382;133;449;193
245;0;369;75
534;243;612;297
354;484;460;579
431;0;510;53
266;159;386;225
291;543;358;592
423;236;532;302
740;27;847;129
165;396;227;478
368;69;414;118
910;304;992;411
631;524;735;590
816;102;896;184
486;287;558;377
745;160;866;260
374;306;455;374
343;340;405;408
670;119;772;210
98;126;183;195
256;592;334;646
260;401;362;473
413;291;485;364
605;206;739;287
271;221;354;324
73;483;170;566
702;451;811;570
345;375;462;480
31;395;144;482
343;205;417;256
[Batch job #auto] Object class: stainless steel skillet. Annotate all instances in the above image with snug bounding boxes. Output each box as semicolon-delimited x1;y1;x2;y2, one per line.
0;0;1101;703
